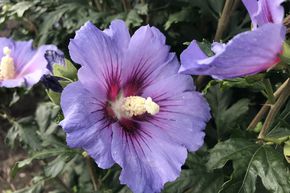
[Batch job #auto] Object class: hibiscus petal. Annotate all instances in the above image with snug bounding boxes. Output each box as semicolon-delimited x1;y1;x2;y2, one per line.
256;0;284;26
69;21;122;91
179;23;286;79
111;122;187;193
0;78;25;87
12;40;35;73
77;66;108;99
103;19;130;51
143;73;210;151
23;70;46;87
60;81;114;168
122;25;172;94
242;0;285;27
242;0;259;26
178;40;208;74
17;44;60;76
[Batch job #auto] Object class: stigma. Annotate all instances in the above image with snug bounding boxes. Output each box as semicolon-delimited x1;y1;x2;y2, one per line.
0;47;15;80
112;96;160;119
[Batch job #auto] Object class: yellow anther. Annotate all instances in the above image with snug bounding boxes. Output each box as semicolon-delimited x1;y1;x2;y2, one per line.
121;96;160;118
145;97;160;115
0;47;15;80
3;46;11;55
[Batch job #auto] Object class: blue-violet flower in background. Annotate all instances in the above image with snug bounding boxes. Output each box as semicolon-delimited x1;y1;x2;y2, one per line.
60;20;211;193
0;38;60;87
41;50;66;92
179;0;286;79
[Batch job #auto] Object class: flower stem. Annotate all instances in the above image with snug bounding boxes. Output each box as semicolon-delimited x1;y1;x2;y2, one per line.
258;79;290;139
247;78;289;130
86;156;100;191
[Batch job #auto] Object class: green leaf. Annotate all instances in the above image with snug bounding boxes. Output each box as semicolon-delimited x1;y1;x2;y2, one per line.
164;152;223;193
46;89;61;105
12;148;78;178
264;100;290;144
284;140;290;163
282;42;290;60
118;187;132;193
35;102;60;132
44;155;66;178
52;59;77;82
9;1;35;17
206;85;250;137
18;123;41;151
207;138;257;171
208;138;290;193
264;127;290;144
134;3;148;15
164;170;223;193
5;124;20;147
13;176;46;193
219;75;266;93
10;117;41;150
164;7;192;30
9;91;20;106
38;7;70;45
126;9;143;28
197;40;215;56
191;0;225;19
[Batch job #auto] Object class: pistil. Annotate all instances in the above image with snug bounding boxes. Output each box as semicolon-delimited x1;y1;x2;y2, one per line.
111;95;160;119
0;47;15;80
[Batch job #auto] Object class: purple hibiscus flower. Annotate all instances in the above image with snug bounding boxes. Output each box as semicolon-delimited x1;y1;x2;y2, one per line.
179;0;286;79
60;20;210;193
0;38;60;87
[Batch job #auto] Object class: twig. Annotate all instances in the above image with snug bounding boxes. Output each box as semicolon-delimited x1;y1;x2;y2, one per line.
54;177;72;193
258;79;290;139
86;156;100;191
23;18;38;34
247;78;289;130
196;0;239;90
93;0;102;11
196;75;210;91
214;0;239;41
0;175;16;191
121;0;131;12
283;15;290;35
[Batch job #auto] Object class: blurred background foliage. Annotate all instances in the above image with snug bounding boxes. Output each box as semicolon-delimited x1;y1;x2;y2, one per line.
0;0;252;54
0;0;290;193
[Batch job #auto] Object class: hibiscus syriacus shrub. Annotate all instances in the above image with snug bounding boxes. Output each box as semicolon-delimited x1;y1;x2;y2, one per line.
0;0;290;193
